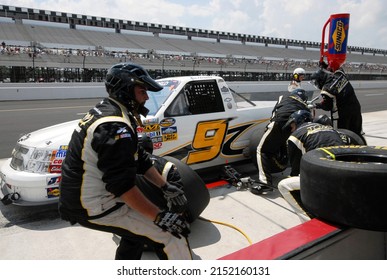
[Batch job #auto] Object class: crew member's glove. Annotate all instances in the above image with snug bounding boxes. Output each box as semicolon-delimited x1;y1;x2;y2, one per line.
154;210;190;239
307;101;315;110
319;60;328;69
161;182;187;212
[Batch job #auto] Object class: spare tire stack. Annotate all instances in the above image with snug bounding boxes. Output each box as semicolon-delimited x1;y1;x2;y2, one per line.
300;146;387;231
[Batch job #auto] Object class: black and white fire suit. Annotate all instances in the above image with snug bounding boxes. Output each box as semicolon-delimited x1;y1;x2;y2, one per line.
256;92;310;187
316;69;363;137
278;122;345;221
59;97;191;259
287;122;345;176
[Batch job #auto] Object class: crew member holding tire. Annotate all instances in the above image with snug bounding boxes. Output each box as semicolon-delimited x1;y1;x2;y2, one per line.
59;62;192;260
137;134;210;224
252;89;310;195
277;110;345;221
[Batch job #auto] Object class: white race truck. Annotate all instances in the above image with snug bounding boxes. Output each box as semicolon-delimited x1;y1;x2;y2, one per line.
0;76;277;206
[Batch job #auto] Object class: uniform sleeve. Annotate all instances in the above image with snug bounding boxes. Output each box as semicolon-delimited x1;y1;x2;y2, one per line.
137;145;154;174
322;75;339;96
91;122;139;197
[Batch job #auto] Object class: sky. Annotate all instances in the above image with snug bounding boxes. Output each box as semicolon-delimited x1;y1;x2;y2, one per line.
2;0;386;50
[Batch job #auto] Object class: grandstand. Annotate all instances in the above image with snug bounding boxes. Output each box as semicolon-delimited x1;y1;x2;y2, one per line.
1;5;387;82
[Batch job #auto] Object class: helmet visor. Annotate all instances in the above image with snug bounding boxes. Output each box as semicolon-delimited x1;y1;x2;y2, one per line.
130;68;162;92
140;75;163;92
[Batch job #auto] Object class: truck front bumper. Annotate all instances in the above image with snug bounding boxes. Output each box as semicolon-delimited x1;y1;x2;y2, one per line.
0;158;60;206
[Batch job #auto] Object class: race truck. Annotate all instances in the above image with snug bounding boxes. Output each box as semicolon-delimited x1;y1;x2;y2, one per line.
0;75;277;206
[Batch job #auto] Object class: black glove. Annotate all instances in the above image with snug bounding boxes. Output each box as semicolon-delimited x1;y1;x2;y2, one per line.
154;210;190;239
315;102;322;109
161;182;187;212
319;60;328;69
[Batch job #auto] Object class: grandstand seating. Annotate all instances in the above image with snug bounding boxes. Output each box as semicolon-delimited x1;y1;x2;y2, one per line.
1;5;387;78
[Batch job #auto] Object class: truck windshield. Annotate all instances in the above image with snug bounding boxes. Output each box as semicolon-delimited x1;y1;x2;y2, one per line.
146;79;181;115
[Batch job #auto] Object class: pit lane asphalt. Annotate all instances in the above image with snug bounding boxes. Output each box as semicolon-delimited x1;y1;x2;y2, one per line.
0;87;386;158
0;91;387;259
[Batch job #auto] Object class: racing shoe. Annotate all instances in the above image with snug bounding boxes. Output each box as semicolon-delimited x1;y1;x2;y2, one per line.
250;183;274;195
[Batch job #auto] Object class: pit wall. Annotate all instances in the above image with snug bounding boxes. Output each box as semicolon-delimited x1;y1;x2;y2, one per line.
220;219;387;260
0;80;386;101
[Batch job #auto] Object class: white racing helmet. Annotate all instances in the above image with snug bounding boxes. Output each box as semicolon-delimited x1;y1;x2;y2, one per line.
293;67;305;81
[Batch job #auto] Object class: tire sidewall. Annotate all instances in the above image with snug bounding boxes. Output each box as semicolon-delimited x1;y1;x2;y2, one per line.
300;146;387;231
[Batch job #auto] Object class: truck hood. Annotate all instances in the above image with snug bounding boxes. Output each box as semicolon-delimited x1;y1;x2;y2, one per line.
17;119;79;149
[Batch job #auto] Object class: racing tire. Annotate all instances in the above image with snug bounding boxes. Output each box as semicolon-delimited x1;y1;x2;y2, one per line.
137;156;210;223
300;146;387;231
337;128;367;145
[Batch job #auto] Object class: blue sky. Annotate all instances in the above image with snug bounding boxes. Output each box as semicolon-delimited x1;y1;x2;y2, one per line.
2;0;387;49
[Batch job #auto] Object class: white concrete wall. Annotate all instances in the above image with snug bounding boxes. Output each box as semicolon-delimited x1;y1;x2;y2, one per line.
0;80;386;101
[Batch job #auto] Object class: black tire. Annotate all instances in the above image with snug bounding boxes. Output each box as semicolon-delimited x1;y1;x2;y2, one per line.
337;128;367;145
300;146;387;231
137;156;210;223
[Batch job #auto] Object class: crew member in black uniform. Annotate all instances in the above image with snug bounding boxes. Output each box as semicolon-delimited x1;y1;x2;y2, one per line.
59;62;192;260
136;134;184;218
278;110;345;221
310;67;364;139
252;88;311;195
284;110;345;176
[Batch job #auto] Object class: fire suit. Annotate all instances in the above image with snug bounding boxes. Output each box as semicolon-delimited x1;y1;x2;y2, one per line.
256;92;310;187
278;122;345;221
316;69;363;137
59;97;191;260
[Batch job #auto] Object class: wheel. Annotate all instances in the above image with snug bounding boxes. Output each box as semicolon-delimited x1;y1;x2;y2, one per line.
164;156;210;223
337;128;367;145
137;156;210;223
300;146;387;231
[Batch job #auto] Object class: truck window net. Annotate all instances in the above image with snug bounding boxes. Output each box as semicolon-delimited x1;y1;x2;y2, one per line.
185;81;225;115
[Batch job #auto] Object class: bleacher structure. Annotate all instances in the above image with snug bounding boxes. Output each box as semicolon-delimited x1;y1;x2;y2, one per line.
1;5;387;82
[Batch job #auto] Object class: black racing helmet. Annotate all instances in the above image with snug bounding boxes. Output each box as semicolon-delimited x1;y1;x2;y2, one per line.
313;114;332;126
290;88;308;102
105;62;162;104
310;69;329;90
283;110;313;130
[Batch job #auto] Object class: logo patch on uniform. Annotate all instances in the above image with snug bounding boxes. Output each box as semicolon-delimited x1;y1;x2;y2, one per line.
115;127;132;140
116;127;128;134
